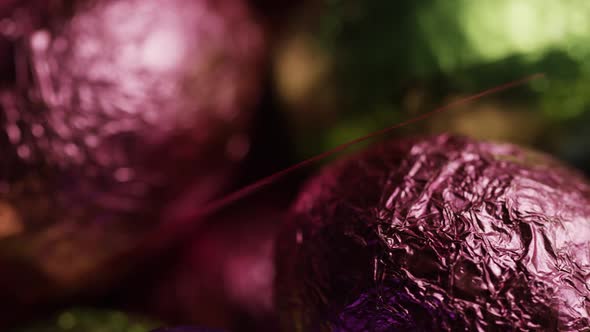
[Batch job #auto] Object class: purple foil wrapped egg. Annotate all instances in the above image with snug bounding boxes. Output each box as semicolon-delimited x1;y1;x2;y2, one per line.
0;0;264;308
276;134;590;331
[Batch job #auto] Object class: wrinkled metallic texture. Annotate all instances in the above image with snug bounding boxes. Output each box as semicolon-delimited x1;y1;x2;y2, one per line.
9;308;159;332
276;134;590;331
0;0;264;300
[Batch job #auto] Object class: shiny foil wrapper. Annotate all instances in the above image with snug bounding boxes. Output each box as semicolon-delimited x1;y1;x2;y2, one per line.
9;308;159;332
276;134;590;331
0;0;264;304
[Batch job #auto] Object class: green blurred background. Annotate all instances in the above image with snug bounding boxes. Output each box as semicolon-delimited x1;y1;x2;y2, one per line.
272;0;590;174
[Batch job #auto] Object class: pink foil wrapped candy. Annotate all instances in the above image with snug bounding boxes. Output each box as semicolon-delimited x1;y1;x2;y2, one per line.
0;0;265;309
138;189;295;332
276;134;590;331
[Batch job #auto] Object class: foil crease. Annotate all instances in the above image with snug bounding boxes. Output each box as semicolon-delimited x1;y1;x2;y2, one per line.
276;134;590;331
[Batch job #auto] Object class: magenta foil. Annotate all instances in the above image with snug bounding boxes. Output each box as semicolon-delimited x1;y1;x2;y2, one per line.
143;191;287;332
0;0;264;302
276;134;590;331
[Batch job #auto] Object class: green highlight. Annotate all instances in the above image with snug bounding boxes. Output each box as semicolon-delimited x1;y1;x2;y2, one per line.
10;308;159;332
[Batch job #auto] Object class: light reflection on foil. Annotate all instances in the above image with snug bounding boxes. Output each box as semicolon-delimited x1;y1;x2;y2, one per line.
0;0;264;302
277;134;590;331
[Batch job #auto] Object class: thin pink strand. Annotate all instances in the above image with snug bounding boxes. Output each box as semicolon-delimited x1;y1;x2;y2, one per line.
193;73;545;219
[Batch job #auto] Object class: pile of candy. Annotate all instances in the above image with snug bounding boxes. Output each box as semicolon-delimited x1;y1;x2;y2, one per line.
0;1;589;331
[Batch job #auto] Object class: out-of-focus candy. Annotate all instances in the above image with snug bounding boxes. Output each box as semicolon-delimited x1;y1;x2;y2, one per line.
134;188;297;332
149;214;277;327
276;134;590;331
0;0;265;309
9;308;159;332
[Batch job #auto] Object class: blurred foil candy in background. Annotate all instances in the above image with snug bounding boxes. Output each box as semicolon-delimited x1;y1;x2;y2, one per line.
123;185;301;332
0;0;265;314
147;209;277;330
277;134;590;331
114;71;300;332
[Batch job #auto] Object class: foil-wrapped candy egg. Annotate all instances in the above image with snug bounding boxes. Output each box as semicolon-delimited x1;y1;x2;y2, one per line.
276;134;590;331
133;189;296;332
0;0;265;308
148;212;278;330
9;308;159;332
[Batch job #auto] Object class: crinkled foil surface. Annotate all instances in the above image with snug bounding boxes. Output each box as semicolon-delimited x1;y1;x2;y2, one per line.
276;134;590;331
0;0;264;295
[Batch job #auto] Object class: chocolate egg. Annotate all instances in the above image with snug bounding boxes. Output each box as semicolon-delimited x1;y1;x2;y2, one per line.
276;134;590;331
9;308;159;332
0;0;264;305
